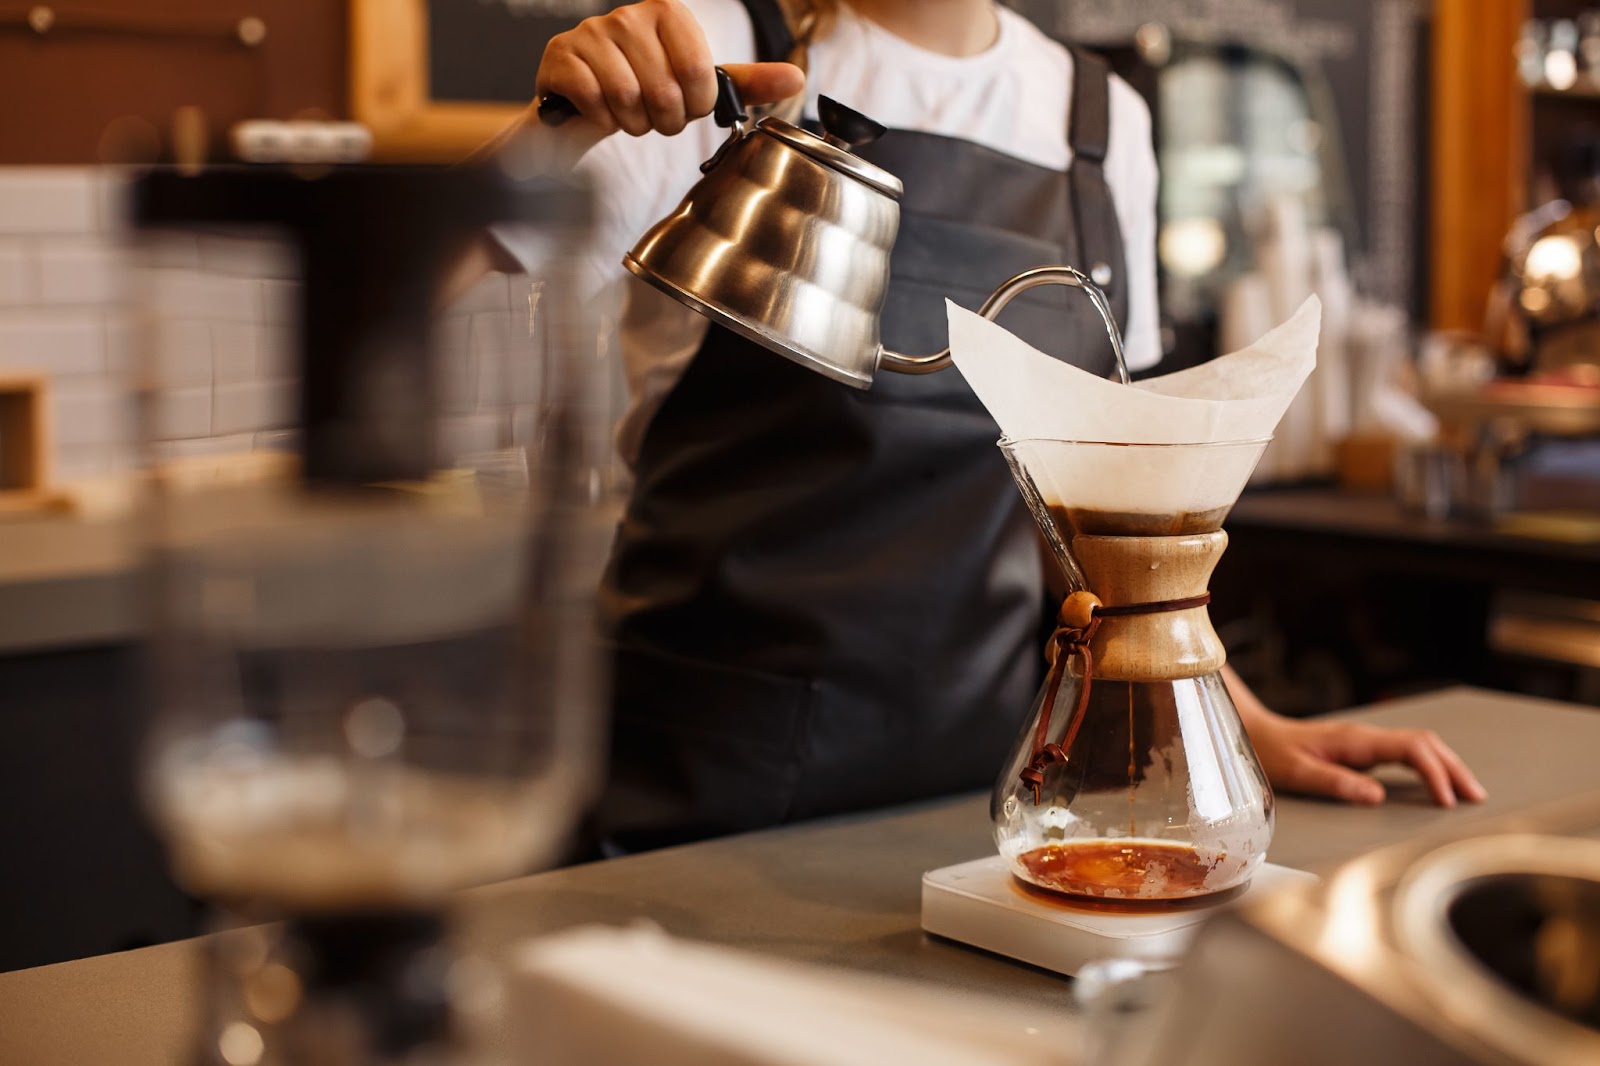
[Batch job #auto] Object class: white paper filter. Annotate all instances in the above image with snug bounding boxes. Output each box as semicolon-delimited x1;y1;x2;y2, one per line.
1008;439;1269;524
949;296;1321;515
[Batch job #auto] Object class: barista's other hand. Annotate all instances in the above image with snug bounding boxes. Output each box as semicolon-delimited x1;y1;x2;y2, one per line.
1249;715;1488;808
537;0;805;138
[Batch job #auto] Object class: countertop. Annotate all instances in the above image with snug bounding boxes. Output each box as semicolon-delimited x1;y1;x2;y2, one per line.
3;687;1599;1065
0;512;135;653
3;487;1594;653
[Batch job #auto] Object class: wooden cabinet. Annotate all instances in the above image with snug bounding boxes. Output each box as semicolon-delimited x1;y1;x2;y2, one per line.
1430;0;1530;333
348;0;526;163
0;1;347;165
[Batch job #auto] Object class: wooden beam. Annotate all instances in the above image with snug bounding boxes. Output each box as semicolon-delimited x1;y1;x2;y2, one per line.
0;375;47;492
1431;0;1529;332
349;0;525;163
0;374;69;516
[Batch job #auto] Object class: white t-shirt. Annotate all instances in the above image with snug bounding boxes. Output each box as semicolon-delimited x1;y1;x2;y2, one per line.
513;0;1161;463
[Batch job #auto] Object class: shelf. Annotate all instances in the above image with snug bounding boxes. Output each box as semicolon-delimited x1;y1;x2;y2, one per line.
1531;79;1600;101
1424;385;1600;436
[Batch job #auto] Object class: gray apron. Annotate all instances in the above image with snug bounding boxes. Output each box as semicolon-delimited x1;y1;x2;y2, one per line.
598;8;1130;848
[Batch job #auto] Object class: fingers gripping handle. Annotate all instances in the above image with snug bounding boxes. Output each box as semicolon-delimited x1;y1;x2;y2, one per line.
538;66;747;130
878;266;1131;385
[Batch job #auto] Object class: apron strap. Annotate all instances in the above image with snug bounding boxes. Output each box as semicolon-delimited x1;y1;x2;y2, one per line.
739;0;799;63
1065;46;1126;316
738;0;819;124
1068;46;1112;164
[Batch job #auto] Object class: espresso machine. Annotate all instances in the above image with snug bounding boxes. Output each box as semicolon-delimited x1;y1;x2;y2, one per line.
130;161;611;1065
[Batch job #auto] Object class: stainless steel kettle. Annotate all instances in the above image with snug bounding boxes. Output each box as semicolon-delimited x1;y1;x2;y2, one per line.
619;69;1131;389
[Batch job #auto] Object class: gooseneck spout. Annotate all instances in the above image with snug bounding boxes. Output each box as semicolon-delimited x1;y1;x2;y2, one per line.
878;265;1131;385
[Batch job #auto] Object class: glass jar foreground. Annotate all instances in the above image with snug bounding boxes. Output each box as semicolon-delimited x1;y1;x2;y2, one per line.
132;163;615;1065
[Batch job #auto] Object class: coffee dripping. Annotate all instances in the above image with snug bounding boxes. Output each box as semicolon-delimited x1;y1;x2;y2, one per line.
991;439;1276;903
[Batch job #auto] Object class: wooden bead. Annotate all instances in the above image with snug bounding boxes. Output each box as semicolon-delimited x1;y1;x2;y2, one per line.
1058;591;1102;631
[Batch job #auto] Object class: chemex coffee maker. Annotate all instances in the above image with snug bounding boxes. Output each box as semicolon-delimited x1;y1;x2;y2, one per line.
130;162;612;1065
992;438;1274;901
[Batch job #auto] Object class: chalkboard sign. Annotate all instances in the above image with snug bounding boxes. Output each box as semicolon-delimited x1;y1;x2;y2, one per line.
428;2;620;105
349;0;613;162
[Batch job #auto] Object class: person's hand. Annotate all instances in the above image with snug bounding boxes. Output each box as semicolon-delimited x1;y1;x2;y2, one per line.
536;0;805;138
1248;714;1488;808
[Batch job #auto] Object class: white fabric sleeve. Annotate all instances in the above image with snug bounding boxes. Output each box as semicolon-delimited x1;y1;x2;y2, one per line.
1106;74;1163;372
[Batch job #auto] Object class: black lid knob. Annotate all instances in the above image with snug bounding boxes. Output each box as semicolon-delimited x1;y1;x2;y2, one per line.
818;96;886;152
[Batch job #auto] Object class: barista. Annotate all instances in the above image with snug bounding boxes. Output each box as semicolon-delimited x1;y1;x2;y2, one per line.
504;0;1485;850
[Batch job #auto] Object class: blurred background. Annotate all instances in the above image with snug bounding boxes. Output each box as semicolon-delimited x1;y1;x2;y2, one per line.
0;0;1596;974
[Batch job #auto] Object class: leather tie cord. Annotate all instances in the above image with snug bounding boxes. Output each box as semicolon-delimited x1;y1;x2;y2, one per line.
1019;591;1213;804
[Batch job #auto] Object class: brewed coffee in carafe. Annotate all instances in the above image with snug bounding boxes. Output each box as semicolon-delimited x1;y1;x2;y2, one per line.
991;439;1275;902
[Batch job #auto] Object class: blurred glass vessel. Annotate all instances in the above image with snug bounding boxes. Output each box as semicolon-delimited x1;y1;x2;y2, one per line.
131;163;612;1063
992;439;1274;902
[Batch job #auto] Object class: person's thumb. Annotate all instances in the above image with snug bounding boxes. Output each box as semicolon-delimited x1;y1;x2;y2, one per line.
1287;755;1386;806
720;62;806;106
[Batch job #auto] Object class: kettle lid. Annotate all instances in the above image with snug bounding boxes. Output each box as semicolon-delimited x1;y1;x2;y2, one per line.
757;114;904;200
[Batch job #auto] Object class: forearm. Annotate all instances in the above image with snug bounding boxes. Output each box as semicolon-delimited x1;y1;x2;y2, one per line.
1221;663;1277;735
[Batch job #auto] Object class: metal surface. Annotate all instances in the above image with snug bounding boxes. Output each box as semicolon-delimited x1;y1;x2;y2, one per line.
878;265;1131;385
1395;835;1600;1063
1139;788;1600;1065
622;252;876;389
6;689;1600;1066
626;116;901;389
625;107;1129;388
758;117;903;199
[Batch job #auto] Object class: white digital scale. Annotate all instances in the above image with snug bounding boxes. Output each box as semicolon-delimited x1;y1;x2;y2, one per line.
921;855;1318;977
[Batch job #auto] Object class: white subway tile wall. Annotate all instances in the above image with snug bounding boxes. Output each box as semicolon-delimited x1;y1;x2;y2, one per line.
0;244;31;305
0;166;564;483
0;169;128;481
101;312;134;374
37;242;125;305
57;444;130;480
0;169;98;235
210;322;257;386
154;320;214;389
154;386;213;440
0;312;104;377
52;381;128;448
213;381;293;437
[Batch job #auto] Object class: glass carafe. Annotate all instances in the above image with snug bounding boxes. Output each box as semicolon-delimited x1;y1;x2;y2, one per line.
131;163;615;1064
992;439;1274;902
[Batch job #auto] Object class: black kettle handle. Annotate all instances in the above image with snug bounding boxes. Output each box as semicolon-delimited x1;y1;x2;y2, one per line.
538;66;748;130
711;68;748;128
535;92;581;128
